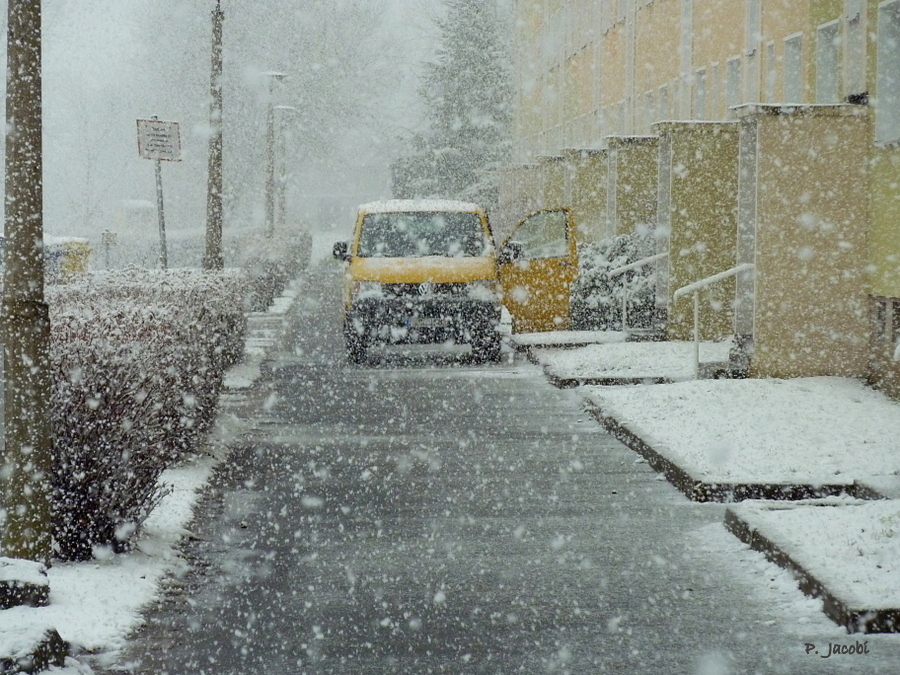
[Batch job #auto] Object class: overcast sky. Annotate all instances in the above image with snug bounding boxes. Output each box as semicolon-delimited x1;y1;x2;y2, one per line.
1;0;447;260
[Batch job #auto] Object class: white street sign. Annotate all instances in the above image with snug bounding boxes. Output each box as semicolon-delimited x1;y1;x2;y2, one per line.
136;118;182;161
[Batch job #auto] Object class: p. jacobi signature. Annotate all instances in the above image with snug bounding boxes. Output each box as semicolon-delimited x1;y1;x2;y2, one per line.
805;641;870;658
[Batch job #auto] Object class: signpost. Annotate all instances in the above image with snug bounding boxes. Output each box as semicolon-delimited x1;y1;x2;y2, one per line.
137;117;182;269
100;229;118;269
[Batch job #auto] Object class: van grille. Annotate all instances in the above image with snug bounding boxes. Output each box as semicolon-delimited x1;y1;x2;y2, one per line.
383;283;464;297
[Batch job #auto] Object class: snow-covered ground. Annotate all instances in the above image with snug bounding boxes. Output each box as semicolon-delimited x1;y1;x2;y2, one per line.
5;327;899;675
5;453;221;663
523;333;900;624
584;376;900;484
728;500;900;612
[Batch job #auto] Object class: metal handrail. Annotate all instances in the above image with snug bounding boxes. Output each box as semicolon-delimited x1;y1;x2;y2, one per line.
608;251;669;278
673;263;755;379
608;252;668;332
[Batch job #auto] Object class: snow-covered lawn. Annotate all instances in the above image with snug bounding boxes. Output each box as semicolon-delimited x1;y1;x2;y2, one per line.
583;377;900;484
729;500;900;612
530;338;732;381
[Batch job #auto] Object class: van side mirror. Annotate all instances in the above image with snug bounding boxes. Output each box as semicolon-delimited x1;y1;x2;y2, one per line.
498;240;524;265
332;241;350;262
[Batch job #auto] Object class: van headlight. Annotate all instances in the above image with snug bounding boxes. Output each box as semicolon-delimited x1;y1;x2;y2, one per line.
465;279;500;302
351;280;384;300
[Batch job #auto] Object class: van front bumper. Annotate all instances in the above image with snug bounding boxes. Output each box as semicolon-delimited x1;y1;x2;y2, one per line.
346;297;501;345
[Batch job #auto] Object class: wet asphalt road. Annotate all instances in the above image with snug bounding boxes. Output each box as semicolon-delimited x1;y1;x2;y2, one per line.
104;264;900;674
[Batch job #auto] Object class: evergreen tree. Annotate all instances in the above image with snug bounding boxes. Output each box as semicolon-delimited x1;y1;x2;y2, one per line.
392;0;512;204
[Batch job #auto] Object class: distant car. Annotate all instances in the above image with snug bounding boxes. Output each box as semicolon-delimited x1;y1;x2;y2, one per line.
333;199;503;363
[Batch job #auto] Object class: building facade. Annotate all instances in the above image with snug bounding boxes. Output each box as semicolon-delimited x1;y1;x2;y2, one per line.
504;0;900;392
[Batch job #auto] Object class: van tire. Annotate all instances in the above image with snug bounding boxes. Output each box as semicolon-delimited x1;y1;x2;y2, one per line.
472;336;502;363
344;322;367;364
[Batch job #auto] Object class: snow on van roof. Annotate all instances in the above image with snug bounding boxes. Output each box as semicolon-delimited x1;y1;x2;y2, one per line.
358;199;484;214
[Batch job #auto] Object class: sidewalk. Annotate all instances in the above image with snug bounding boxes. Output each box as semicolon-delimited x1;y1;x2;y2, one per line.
517;332;900;634
0;276;306;674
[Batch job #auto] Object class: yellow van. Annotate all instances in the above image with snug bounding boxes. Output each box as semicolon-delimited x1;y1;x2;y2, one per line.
333;200;502;362
333;200;578;363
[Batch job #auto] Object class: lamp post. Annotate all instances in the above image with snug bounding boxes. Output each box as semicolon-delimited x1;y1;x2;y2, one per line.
273;105;300;230
262;72;286;237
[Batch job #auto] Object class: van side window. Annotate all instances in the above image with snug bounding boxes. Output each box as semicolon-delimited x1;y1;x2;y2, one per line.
512;210;568;260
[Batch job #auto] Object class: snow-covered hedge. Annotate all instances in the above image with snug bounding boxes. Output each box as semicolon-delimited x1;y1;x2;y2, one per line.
229;226;311;311
45;269;248;561
570;234;657;331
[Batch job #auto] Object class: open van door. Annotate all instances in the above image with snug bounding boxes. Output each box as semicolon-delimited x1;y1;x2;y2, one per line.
497;208;578;333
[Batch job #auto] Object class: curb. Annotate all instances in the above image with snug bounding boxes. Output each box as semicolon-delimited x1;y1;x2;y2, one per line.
547;373;671;388
224;276;304;390
583;400;862;503
724;508;900;633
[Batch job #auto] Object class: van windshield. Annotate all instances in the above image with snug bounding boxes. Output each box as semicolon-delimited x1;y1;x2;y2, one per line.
357;211;489;258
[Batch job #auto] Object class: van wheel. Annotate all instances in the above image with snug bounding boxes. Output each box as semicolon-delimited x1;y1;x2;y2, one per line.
472;336;502;363
344;323;367;364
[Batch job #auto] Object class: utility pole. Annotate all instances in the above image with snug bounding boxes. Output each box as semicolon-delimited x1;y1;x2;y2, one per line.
203;0;225;271
263;72;286;238
153;147;168;270
2;0;53;564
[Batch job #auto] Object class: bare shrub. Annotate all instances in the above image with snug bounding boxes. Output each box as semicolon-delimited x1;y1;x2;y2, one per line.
46;269;249;561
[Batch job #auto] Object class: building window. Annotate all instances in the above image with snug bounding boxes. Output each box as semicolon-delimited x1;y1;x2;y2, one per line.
784;34;803;103
726;57;742;113
711;62;720;118
765;42;777;102
644;90;655;133
658;84;670;122
746;0;762;53
876;0;900;143
694;68;707;119
845;0;866;96
816;21;841;103
874;297;900;354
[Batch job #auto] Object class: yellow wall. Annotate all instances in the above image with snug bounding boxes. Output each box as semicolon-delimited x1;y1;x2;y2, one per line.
496;165;543;243
608;137;658;237
869;147;900;298
540;156;567;208
658;122;740;342
565;148;609;244
747;106;871;378
600;25;628;109
693;0;744;68
634;0;681;94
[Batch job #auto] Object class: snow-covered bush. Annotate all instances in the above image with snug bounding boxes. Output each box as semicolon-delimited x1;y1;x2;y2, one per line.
570;234;656;331
228;226;311;311
45;269;248;561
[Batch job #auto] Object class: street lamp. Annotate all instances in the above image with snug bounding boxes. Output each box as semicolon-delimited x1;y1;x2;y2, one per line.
262;71;287;237
273;105;301;230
